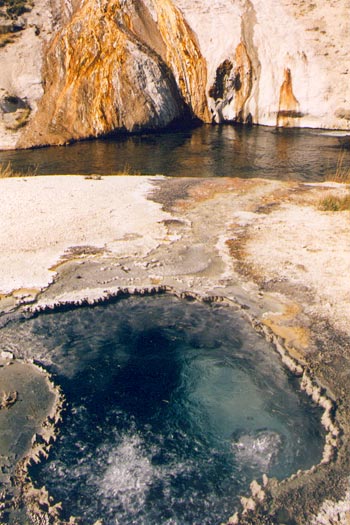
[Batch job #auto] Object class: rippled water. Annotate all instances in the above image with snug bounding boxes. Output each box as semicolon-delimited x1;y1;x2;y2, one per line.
0;124;349;180
2;296;324;524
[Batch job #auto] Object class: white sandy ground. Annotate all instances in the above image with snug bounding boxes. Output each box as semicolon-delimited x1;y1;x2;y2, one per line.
0;175;170;294
240;192;350;336
1;175;350;341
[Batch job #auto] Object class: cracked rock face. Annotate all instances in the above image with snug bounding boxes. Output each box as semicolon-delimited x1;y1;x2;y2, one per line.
0;0;349;149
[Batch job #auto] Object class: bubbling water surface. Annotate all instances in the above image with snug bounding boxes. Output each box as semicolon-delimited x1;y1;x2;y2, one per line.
2;295;324;524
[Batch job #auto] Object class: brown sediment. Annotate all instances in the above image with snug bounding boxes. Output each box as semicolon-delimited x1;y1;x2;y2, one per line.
0;288;40;317
174;177;264;211
49;245;110;272
262;301;310;360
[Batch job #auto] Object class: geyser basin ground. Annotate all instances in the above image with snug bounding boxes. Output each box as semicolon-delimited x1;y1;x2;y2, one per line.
3;295;324;524
1;175;350;523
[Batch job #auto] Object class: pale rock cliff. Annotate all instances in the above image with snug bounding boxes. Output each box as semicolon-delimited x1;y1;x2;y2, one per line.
175;0;350;128
0;0;349;149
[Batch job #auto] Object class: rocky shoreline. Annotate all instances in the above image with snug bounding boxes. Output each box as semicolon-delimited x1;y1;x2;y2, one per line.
1;175;350;524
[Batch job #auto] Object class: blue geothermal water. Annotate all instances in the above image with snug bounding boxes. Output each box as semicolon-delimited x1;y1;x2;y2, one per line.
4;295;324;524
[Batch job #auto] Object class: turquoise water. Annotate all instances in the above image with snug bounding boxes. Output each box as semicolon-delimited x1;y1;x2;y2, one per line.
3;296;324;524
0;124;348;180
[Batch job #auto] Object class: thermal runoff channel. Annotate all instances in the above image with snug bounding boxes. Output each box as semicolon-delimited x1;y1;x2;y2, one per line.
4;295;324;524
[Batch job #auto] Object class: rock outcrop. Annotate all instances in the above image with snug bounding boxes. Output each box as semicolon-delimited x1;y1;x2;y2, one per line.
18;0;209;147
0;0;349;148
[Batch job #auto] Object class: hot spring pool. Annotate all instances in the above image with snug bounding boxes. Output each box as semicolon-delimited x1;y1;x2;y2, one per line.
2;295;324;524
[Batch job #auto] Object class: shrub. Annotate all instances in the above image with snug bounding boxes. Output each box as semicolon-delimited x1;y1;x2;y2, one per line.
329;151;350;183
0;162;37;178
319;194;350;211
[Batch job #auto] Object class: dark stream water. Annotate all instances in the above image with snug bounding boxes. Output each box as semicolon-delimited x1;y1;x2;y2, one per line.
1;124;349;180
2;295;324;525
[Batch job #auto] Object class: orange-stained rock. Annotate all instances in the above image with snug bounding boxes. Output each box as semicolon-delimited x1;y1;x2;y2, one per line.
277;68;301;127
151;0;210;123
18;0;208;148
233;42;253;121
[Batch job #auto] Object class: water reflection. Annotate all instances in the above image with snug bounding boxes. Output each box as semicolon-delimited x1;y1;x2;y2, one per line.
0;124;348;180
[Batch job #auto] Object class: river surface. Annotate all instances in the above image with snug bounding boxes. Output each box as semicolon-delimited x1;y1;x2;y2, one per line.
2;295;324;525
0;125;349;180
